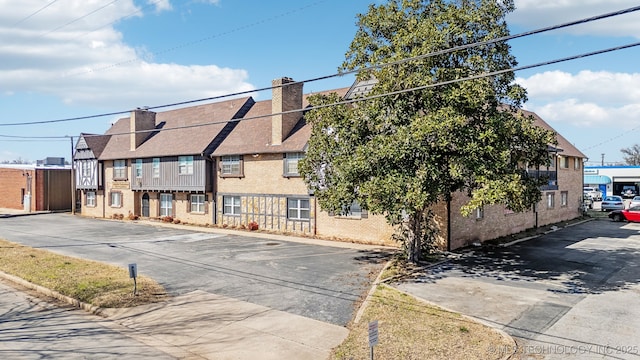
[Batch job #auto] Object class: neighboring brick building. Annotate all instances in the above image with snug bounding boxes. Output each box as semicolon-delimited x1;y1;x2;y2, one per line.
0;163;72;212
74;77;585;250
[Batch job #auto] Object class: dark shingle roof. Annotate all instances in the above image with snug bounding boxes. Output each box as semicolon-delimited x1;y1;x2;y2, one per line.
98;97;254;160
212;87;350;156
520;108;586;158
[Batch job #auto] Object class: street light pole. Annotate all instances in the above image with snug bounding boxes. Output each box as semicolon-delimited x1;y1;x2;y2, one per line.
69;136;75;214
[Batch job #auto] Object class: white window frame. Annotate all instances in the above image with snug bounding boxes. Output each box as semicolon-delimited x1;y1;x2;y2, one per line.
283;152;305;176
113;160;126;179
223;196;241;215
547;193;555;209
574;158;581;170
135;159;143;178
221;155;242;176
152;158;160;178
561;191;568;207
178;156;194;175
82;162;92;177
160;194;173;217
86;191;96;207
110;191;122;208
288;198;310;220
190;194;205;213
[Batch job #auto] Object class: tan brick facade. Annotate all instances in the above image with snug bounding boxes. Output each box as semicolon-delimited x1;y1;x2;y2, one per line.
433;156;584;250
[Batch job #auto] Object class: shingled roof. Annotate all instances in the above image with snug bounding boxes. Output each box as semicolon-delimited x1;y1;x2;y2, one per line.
520;108;586;159
98;97;254;160
212;87;350;156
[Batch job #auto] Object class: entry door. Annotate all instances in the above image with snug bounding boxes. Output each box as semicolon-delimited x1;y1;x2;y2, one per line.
141;193;150;217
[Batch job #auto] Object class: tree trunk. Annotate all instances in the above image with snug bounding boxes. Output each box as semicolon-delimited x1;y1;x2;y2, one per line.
407;212;422;263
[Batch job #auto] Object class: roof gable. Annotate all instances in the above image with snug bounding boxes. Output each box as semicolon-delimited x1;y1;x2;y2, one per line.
98;97;254;160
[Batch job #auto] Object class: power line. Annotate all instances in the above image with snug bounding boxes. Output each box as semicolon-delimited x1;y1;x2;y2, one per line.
4;4;639;128
72;0;165;40
11;0;60;26
63;0;330;77
77;40;640;140
39;0;122;38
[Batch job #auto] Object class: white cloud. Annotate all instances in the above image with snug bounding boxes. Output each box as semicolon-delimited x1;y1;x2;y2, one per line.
510;0;640;38
517;70;640;128
149;0;172;12
517;70;640;104
0;0;253;109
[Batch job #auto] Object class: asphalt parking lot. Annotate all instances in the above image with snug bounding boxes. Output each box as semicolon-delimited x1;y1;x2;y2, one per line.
0;213;392;326
397;219;640;359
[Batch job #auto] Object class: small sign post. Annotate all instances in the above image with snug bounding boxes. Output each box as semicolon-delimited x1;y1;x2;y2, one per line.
368;320;379;360
128;263;138;295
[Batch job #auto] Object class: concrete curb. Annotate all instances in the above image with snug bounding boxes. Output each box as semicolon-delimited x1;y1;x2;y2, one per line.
499;217;595;248
0;270;103;315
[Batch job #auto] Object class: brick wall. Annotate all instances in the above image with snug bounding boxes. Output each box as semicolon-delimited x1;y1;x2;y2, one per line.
0;168;34;211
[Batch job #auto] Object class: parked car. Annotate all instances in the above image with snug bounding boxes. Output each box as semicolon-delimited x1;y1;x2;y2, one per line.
601;196;625;211
609;206;640;222
620;185;637;199
629;196;640;208
583;186;602;201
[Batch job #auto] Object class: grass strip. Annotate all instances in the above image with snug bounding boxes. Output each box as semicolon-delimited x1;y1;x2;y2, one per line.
331;284;514;360
0;239;167;308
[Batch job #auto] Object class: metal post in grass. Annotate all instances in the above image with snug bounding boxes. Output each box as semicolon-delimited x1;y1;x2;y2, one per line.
368;320;378;360
128;263;138;295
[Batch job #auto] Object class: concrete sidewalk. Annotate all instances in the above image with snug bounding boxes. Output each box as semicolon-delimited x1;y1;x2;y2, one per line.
99;290;349;360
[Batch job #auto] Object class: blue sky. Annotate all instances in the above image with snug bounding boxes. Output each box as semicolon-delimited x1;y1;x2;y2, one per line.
1;0;639;166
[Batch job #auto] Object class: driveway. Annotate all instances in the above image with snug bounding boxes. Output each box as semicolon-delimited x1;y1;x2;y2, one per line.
0;213;392;359
397;219;640;359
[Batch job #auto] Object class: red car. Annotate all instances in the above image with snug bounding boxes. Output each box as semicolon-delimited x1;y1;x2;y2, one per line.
609;206;640;222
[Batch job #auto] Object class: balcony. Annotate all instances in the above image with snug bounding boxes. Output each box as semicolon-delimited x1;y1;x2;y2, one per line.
526;170;558;191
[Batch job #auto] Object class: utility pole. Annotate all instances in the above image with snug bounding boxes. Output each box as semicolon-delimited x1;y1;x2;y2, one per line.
601;153;605;166
69;136;75;214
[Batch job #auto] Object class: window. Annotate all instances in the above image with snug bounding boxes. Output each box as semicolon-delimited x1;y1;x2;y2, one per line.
223;196;241;215
178;156;194;175
82;162;92;177
476;206;484;220
160;193;173;216
86;191;96;207
549;155;556;168
152;158;160;178
560;156;569;169
546;193;555;209
561;191;568;207
135;159;143;178
337;201;368;218
113;160;126;179
110;192;122;208
221;155;242;176
574;158;581;170
190;194;206;213
288;198;310;220
283;152;305;176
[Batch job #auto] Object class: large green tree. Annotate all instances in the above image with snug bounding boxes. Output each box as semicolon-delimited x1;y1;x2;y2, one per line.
300;0;556;262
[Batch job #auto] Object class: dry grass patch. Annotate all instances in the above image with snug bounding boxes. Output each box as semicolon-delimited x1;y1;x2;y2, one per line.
331;284;513;360
0;239;167;308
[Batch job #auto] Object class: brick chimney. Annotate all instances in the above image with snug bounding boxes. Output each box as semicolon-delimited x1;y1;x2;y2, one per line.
271;77;303;146
130;108;156;151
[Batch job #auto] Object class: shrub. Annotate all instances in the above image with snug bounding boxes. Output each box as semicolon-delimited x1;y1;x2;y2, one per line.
173;219;181;224
248;221;259;231
127;212;139;221
161;216;173;223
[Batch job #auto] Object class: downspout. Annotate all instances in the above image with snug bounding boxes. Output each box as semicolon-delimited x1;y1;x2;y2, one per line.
210;155;217;225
